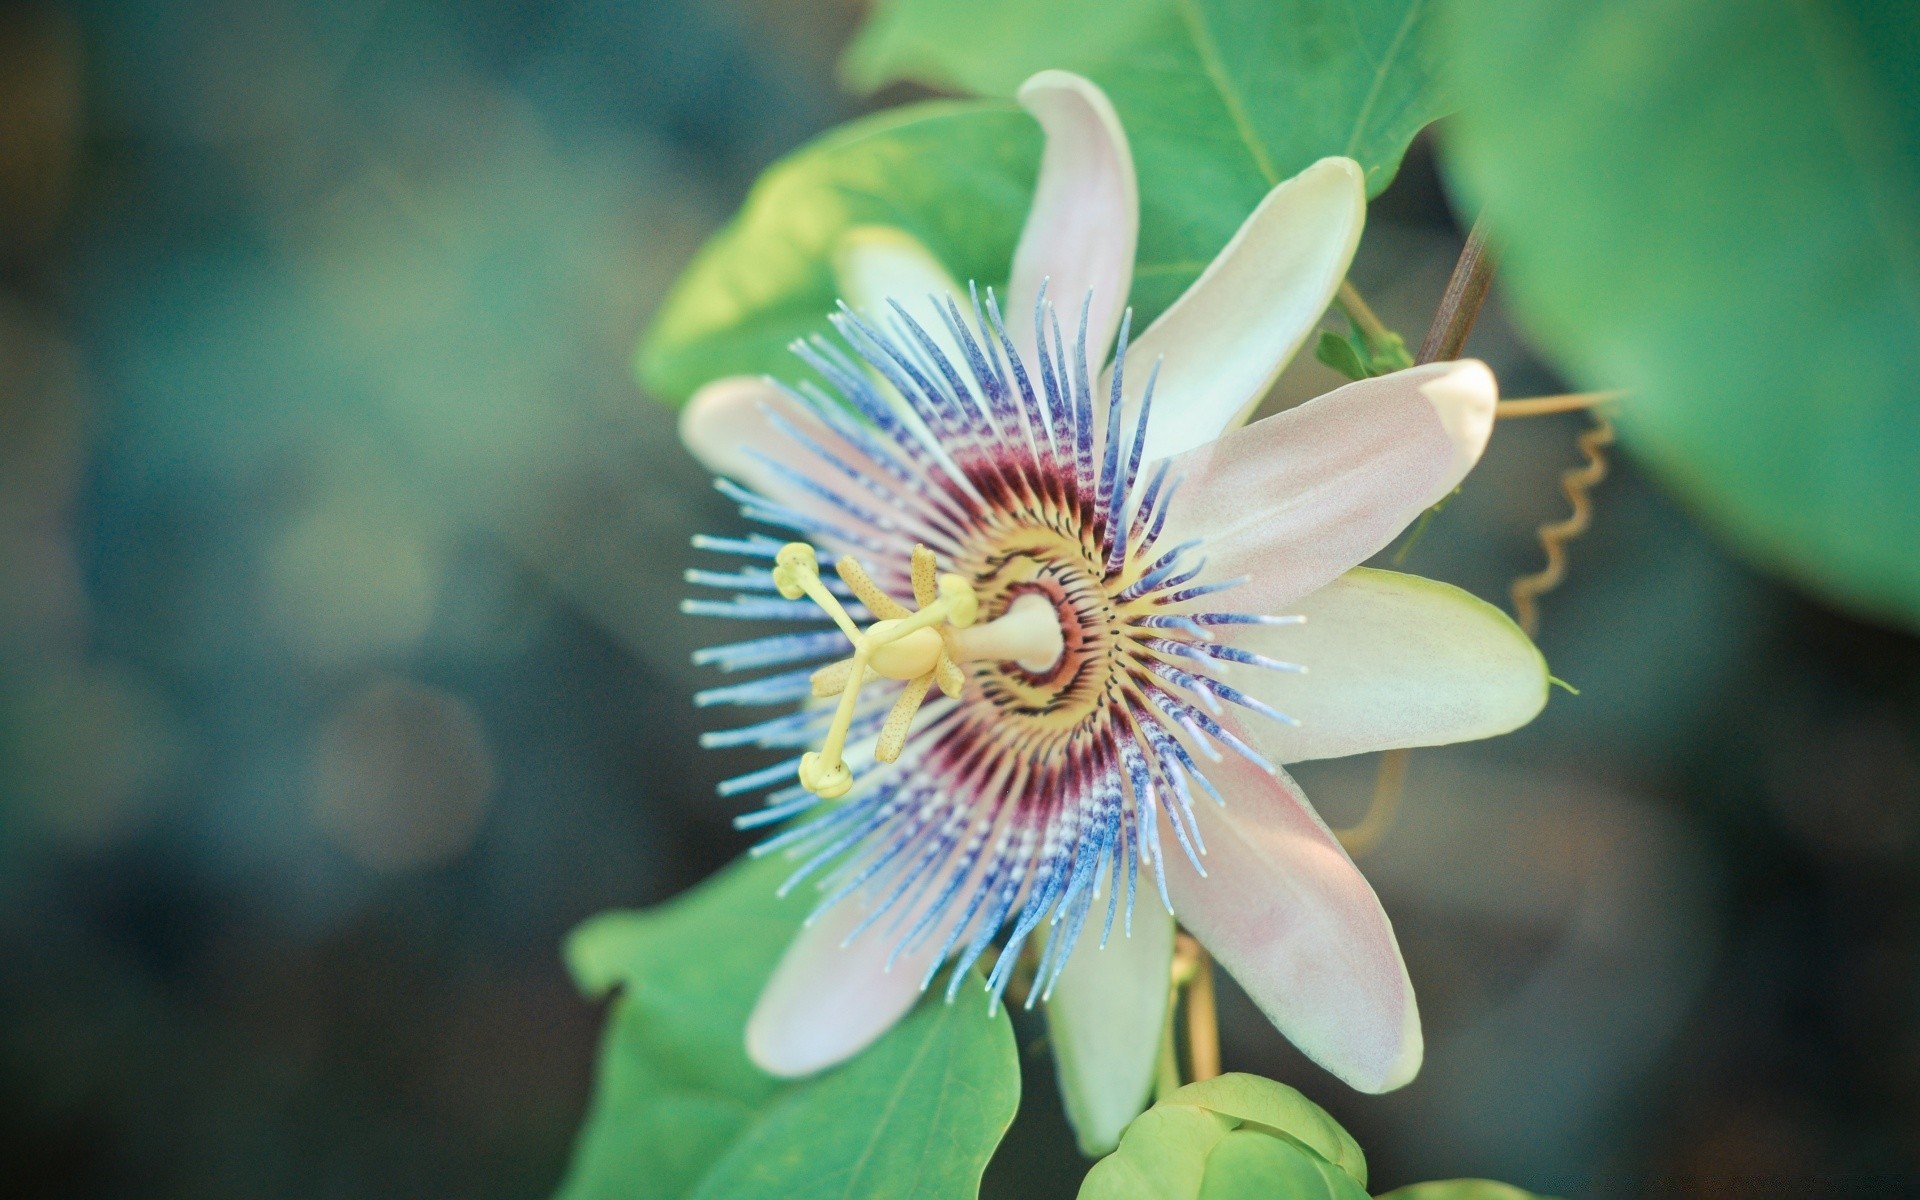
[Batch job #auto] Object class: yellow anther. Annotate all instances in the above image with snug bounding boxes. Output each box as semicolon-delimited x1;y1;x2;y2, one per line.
774;541;863;642
773;542;982;797
939;574;978;627
798;751;853;799
771;542;818;599
810;658;877;699
933;653;967;699
911;545;939;608
837;556;911;619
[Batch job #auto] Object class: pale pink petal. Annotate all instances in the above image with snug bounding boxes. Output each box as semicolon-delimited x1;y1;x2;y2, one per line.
1005;70;1137;365
680;374;944;559
834;226;979;453
1157;360;1498;615
1045;905;1175;1155
836;225;968;338
1104;157;1364;464
1223;568;1547;764
1167;754;1421;1093
745;893;943;1077
679;375;794;493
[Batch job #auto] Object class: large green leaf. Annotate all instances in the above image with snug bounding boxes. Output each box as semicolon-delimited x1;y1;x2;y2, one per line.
846;0;1450;317
637;101;1038;404
691;997;1017;1199
1077;1074;1369;1200
554;853;1020;1200
1438;0;1920;627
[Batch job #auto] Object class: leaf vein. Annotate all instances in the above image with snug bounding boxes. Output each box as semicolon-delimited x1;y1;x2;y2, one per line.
1787;0;1920;334
837;1003;955;1199
1175;0;1279;185
1345;0;1428;158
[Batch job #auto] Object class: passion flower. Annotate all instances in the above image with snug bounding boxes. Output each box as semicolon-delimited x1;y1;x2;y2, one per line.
678;70;1547;1148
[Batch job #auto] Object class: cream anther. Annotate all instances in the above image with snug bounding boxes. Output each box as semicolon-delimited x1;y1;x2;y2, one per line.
780;543;1075;796
779;542;980;796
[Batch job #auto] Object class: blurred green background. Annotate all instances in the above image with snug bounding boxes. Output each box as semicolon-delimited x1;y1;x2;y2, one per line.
1;1;1916;1196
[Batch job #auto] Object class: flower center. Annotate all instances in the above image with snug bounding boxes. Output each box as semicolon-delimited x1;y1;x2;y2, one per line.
773;541;1064;799
960;526;1119;734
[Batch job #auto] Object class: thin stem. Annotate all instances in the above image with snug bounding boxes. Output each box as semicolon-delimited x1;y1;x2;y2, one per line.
1497;390;1626;419
1335;280;1395;347
1417;215;1499;364
1511;415;1616;637
1002;938;1039;1009
1154;991;1182;1100
1334;747;1409;857
1184;943;1221;1081
1165;931;1216;1090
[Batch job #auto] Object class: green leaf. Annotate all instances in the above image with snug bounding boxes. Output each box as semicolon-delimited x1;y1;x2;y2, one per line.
846;0;1451;318
1375;1183;1558;1200
691;997;1016;1199
1078;1073;1367;1200
1165;1074;1367;1187
1079;1103;1237;1200
1195;1131;1369;1200
1438;0;1920;627
554;853;1019;1200
1316;329;1372;381
1360;328;1415;376
636;101;1039;405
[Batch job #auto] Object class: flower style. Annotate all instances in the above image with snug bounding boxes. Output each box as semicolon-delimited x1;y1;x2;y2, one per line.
677;71;1547;1149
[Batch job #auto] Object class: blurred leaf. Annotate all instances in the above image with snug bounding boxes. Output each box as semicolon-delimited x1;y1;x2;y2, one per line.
1375;1183;1557;1200
555;853;1019;1200
1439;0;1920;627
846;0;1450;317
1079;1103;1237;1200
1078;1073;1367;1200
1359;327;1415;375
637;101;1038;404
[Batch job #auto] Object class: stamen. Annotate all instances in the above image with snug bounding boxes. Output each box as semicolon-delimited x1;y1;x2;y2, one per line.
774;541;986;798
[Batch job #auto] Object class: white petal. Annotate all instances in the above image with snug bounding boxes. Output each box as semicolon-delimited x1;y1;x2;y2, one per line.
1157;360;1500;614
1106;157;1365;465
1167;755;1421;1093
1045;905;1175;1155
745;895;941;1077
1223;568;1548;764
835;225;971;369
679;375;791;491
1419;357;1500;497
833;225;980;456
836;225;968;321
679;374;933;560
1006;70;1138;366
679;373;861;516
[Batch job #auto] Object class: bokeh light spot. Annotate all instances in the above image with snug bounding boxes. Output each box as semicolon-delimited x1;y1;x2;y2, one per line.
2;660;181;847
266;495;443;666
310;676;494;872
